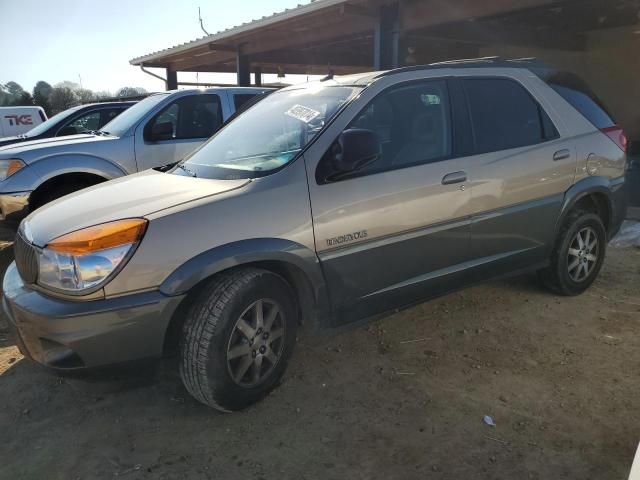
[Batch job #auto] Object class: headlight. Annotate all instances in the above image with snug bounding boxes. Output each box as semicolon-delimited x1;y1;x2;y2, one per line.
0;159;25;180
37;218;147;293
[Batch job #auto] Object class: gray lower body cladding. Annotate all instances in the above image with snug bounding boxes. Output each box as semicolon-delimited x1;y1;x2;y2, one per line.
2;263;184;370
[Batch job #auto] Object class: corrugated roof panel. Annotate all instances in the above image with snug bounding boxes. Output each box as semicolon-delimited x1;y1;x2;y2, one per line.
130;0;349;65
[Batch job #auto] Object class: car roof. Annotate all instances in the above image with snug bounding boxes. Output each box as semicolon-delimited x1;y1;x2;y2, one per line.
324;57;551;86
81;101;137;108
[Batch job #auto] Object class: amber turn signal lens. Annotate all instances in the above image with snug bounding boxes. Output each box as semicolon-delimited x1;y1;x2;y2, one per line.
47;219;148;255
6;160;24;177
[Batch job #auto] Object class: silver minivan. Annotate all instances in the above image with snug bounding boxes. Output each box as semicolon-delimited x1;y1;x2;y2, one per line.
3;59;628;411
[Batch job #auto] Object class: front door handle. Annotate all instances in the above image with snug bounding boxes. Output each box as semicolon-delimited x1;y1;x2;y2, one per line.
553;149;571;161
442;171;467;185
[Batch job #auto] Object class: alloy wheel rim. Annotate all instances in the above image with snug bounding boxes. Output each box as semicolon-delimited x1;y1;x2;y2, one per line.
567;226;599;282
226;299;286;387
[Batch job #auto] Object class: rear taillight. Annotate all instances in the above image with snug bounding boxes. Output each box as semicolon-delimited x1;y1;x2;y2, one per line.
601;126;627;152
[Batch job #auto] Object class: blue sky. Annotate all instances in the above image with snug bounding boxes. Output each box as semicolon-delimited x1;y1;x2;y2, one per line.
0;0;310;93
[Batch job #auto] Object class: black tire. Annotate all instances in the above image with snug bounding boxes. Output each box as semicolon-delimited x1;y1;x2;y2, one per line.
538;209;607;296
179;268;298;411
32;182;91;211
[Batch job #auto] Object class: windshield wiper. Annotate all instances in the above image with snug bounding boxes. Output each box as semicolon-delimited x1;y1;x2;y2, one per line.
177;163;197;178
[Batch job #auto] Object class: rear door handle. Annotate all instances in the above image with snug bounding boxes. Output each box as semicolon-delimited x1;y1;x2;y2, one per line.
553;149;571;161
442;171;467;185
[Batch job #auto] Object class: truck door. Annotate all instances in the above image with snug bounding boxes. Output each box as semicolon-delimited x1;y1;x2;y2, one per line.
134;93;223;171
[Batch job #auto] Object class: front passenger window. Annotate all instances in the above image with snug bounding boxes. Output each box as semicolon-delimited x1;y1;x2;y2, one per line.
145;94;223;141
318;80;452;182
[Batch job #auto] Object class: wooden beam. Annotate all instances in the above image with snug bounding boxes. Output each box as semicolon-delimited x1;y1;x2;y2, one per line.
339;3;377;18
252;48;371;67
402;0;560;32
208;43;237;52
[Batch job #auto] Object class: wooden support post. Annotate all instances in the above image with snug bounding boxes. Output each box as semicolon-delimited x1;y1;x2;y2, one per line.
374;2;400;70
254;67;262;86
166;69;178;90
237;47;251;87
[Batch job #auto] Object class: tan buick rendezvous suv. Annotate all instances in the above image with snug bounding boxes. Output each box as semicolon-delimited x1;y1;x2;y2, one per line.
2;59;628;411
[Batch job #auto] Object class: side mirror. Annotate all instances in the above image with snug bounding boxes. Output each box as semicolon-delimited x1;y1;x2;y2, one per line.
147;121;174;142
326;129;381;181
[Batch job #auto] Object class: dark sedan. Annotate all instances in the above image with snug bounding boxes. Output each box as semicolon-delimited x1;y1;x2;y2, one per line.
0;102;136;147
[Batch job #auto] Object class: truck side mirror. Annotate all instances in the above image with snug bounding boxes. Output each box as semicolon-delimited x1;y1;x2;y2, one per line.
147;122;174;142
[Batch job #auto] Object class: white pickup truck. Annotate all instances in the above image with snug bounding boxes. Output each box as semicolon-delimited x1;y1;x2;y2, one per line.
0;87;269;224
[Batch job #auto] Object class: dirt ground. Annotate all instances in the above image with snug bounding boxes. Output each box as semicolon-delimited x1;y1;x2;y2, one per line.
0;235;639;480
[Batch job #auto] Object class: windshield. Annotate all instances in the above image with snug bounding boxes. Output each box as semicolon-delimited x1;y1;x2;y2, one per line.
24;106;83;137
176;85;362;179
100;93;168;136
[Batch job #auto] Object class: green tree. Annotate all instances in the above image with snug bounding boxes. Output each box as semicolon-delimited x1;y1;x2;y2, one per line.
5;81;24;98
49;87;79;114
76;88;95;104
0;81;30;106
33;81;53;115
116;86;147;98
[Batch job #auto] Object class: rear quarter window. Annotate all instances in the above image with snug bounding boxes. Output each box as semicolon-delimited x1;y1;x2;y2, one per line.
544;72;616;129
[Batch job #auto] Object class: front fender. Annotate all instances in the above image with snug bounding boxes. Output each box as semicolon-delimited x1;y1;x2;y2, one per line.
159;238;330;321
0;154;127;193
28;154;128;183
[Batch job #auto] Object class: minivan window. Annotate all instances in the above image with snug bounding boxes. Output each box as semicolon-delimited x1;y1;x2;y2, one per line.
544;72;616;129
146;94;222;140
177;85;362;179
101;93;168;137
464;78;556;154
317;80;452;182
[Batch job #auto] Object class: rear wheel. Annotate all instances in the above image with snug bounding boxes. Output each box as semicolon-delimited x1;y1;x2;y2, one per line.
538;210;607;296
179;268;298;411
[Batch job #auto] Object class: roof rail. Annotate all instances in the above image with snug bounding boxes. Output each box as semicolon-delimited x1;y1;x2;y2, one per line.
375;56;549;78
429;56;502;65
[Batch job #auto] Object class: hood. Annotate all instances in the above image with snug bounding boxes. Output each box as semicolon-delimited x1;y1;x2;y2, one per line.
0;134;115;162
0;136;25;148
23;169;250;246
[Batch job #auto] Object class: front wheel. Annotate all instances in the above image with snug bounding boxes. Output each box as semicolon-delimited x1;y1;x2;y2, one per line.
538;210;607;296
179;268;298;411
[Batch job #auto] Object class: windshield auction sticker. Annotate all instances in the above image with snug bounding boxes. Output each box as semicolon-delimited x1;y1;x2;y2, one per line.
285;104;320;123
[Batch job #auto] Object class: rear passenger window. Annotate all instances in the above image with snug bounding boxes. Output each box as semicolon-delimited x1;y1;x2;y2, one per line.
463;78;557;154
545;72;615;129
233;94;257;111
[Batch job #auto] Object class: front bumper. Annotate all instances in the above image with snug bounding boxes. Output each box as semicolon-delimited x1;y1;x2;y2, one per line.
0;191;30;224
2;262;184;370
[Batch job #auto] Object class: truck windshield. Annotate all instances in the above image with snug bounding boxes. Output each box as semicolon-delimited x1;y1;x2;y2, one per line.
24;106;83;137
100;93;169;137
176;85;362;179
